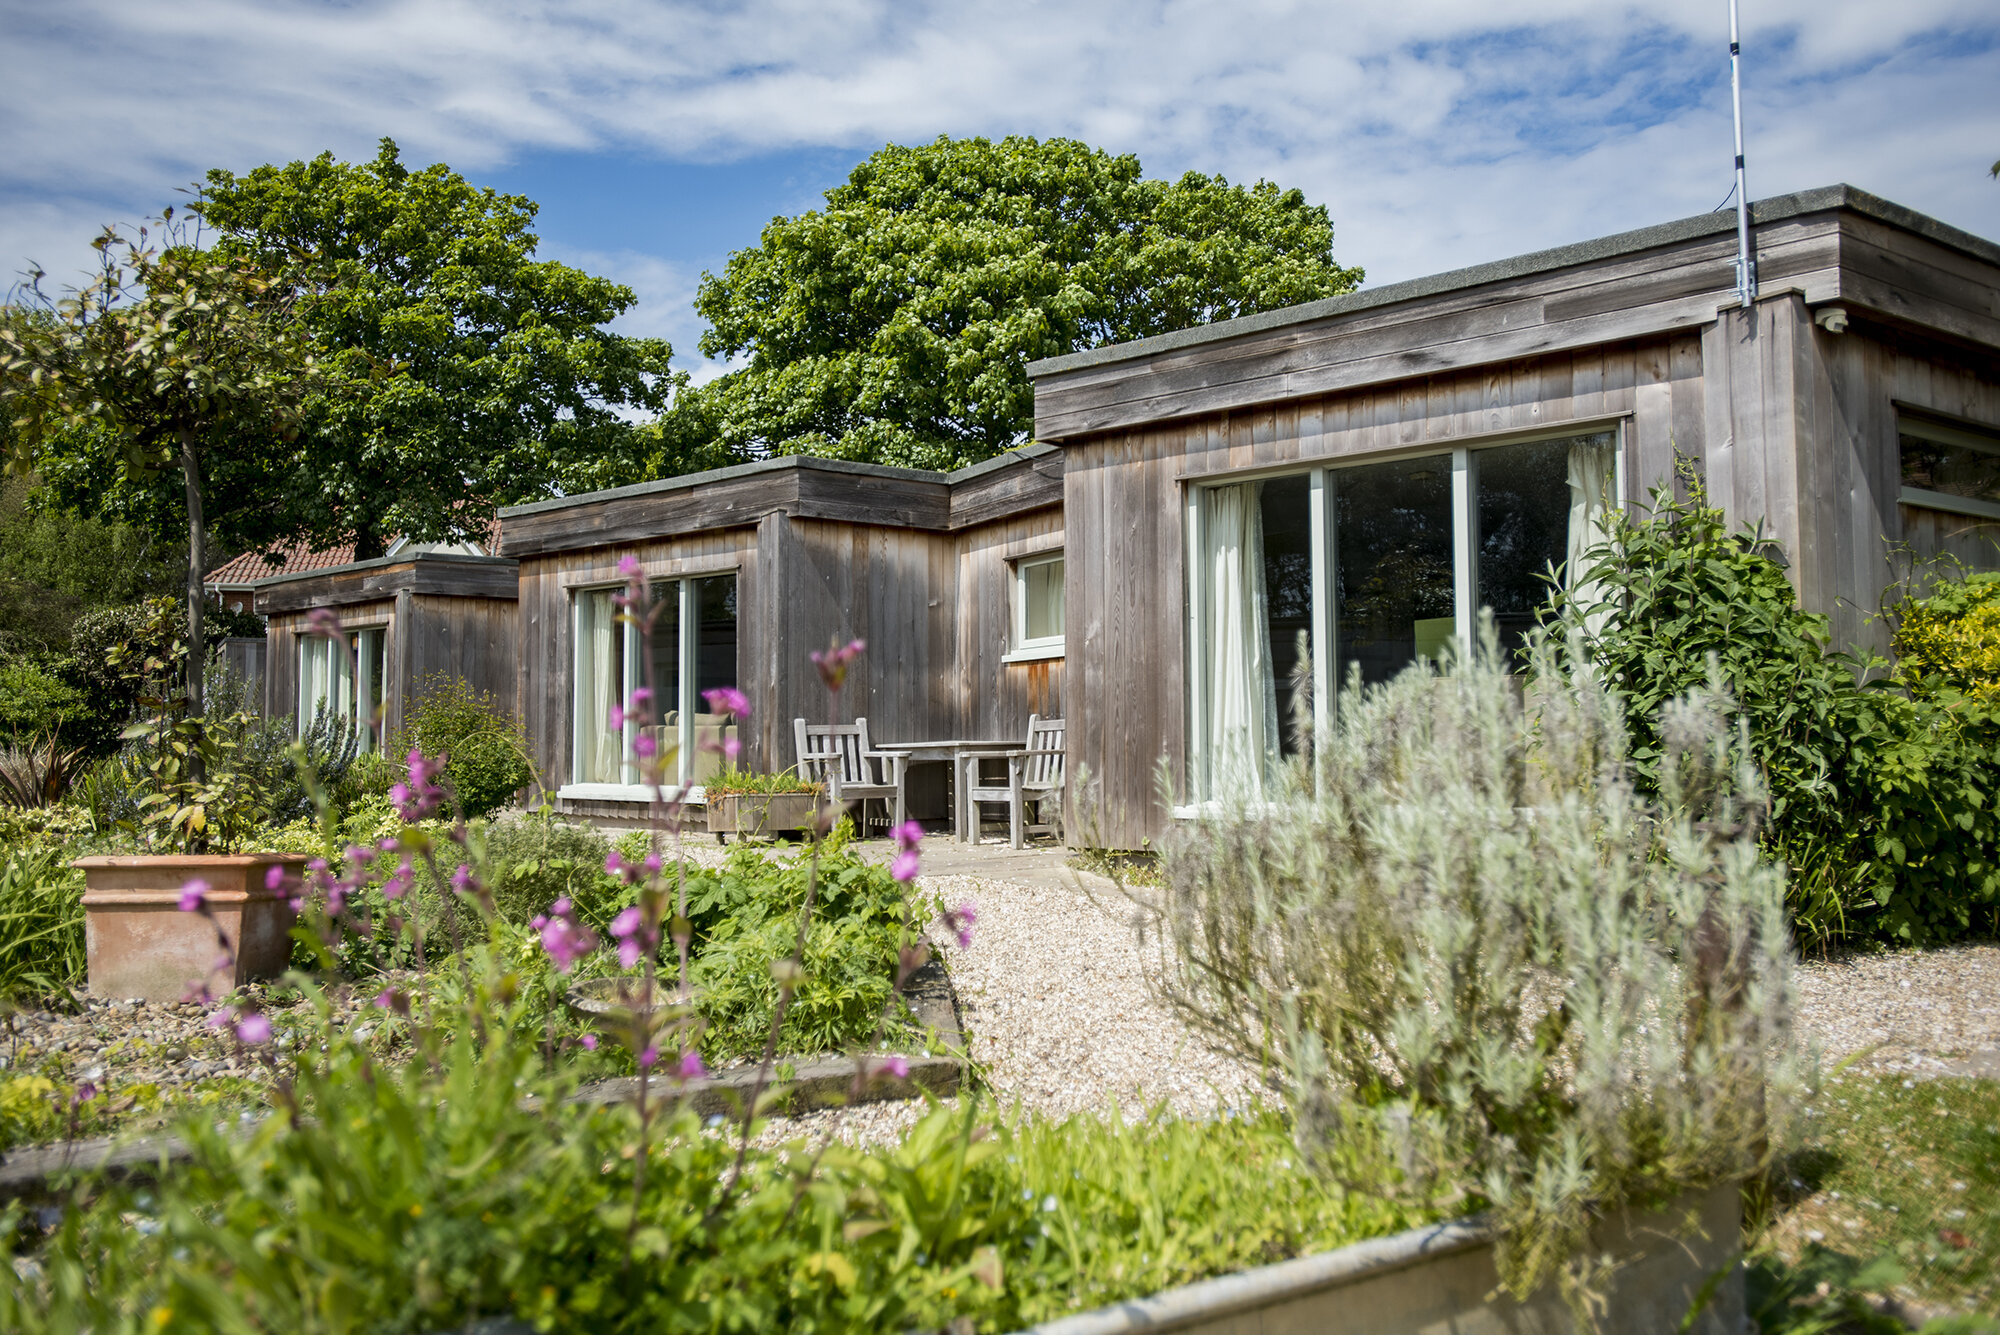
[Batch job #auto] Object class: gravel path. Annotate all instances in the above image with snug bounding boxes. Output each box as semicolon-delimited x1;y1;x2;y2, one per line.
1794;943;2000;1078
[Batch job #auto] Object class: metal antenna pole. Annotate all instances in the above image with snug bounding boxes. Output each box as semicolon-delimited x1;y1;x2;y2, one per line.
1729;0;1756;307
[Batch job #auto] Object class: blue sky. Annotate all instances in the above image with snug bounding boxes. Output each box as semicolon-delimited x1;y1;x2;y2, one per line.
3;1;1996;384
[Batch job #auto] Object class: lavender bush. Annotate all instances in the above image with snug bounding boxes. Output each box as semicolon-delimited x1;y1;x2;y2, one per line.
1139;623;1811;1310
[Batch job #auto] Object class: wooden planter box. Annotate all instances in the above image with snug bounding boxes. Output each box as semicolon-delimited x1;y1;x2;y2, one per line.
74;854;311;1002
1013;1181;1743;1335
706;792;818;840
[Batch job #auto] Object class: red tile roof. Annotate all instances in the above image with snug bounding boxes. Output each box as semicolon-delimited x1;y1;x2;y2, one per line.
205;517;501;586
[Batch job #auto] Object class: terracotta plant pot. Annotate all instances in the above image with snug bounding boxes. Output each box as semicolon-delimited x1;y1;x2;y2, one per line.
73;854;311;1002
706;791;819;840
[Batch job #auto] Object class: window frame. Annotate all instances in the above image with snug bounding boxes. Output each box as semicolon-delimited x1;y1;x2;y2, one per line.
1004;551;1066;663
1898;413;2000;523
1181;423;1627;810
297;624;387;749
562;570;738;800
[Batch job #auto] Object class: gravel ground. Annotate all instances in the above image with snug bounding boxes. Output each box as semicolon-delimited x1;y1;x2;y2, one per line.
1793;943;2000;1077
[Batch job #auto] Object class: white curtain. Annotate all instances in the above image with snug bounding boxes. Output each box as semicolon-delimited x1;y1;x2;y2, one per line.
1202;482;1278;799
577;590;622;783
297;639;327;737
1566;440;1616;637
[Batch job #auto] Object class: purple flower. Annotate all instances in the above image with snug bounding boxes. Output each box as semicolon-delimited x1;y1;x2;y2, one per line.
305;606;343;640
617;555;642;578
177;880;209;913
677;1049;708;1080
264;865;286;891
634;733;657;759
628;687;652;711
70;1081;99;1109
893;820;924;852
944;900;978;951
236;1013;272;1045
618;939;642;969
206;1009;231;1030
881;1055;910;1080
721;736;742;761
809;637;866;692
551;897;573;917
382;856;414;901
638;1045;659;1070
701;686;751;718
607;705;626;730
539;904;598;974
610;907;642;939
891;850;921;883
643;852;662;875
450;864;475;895
579;1033;598;1051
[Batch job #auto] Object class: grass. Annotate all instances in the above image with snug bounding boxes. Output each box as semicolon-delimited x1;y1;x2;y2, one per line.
1753;1072;2000;1328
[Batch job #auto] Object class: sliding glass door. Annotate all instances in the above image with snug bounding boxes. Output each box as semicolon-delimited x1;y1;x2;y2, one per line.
1188;429;1618;801
572;573;739;789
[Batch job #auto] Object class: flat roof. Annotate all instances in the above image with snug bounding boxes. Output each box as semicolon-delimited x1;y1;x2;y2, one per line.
499;441;1058;520
1026;184;2000;381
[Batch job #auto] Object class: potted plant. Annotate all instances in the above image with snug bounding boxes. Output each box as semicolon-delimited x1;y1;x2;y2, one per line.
73;697;310;1002
704;768;823;841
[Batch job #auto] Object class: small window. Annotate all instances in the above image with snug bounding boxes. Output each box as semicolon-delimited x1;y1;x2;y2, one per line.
1901;415;2000;522
298;626;385;750
1011;553;1064;658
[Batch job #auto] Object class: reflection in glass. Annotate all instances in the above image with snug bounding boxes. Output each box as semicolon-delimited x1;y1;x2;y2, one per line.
1334;455;1454;687
1901;428;2000;508
1477;437;1574;658
1259;476;1313;753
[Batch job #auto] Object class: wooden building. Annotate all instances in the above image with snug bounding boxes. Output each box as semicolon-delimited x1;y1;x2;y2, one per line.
499;446;1065;824
253;550;519;750
1027;185;2000;849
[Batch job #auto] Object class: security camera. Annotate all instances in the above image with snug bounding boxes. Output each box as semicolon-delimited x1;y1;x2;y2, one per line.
1815;305;1849;334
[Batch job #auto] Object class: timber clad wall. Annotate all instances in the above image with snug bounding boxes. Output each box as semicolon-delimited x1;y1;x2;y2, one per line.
503;449;1065;821
1034;187;2000;849
256;554;519;746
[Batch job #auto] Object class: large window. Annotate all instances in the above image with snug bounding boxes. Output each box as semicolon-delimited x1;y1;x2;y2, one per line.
1188;429;1618;800
1008;552;1065;659
572;573;739;790
1901;414;2000;522
298;627;386;750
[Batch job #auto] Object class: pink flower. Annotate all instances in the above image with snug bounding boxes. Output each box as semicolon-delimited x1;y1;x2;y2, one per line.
677;1049;708;1080
618;939;643;969
628;687;653;711
610;907;642;939
881;1055;909;1080
643;852;662;875
264;865;286;891
450;864;475;895
891;850;921;883
607;705;626;730
177;880;209;913
382;856;414;901
551;897;573;917
721;736;742;761
305;606;342;639
638;1045;659;1069
579;1033;598;1051
539;904;598;974
206;1010;231;1030
702;686;751;717
634;733;657;759
809;638;866;691
236;1013;272;1045
944;900;978;951
617;555;642;578
893;821;924;852
372;987;408;1014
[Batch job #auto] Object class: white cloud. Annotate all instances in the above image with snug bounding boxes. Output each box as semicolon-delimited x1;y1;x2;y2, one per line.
3;0;1995;334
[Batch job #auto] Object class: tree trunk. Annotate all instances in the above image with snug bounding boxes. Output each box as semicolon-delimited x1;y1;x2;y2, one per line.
353;524;387;561
178;426;207;724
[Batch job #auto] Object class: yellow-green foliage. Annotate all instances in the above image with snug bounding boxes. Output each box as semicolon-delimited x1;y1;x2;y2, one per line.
1894;570;2000;704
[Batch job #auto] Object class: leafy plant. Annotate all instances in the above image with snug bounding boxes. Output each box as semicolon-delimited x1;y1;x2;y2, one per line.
0;658;85;739
392;673;535;820
0;844;85;1001
1553;482;2000;945
1894;570;2000;704
1142;623;1806;1309
703;766;822;797
0;734;86;809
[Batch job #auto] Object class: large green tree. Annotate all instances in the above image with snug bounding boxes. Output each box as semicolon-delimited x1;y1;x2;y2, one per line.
0;229;314;717
695;135;1364;470
193;139;679;558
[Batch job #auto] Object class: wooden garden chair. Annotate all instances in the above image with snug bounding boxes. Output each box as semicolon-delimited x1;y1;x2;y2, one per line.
793;716;908;834
959;715;1065;848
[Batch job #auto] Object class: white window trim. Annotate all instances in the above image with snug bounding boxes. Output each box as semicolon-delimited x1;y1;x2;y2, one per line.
553;782;704;806
1010;550;1065;658
570;573;736;790
1899;416;2000;521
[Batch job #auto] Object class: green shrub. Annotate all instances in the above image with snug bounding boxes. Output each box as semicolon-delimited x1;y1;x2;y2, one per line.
477;814;619;928
0;657;85;738
0;1010;1432;1333
1149;623;1805;1308
1894;570;2000;704
1555;484;2000;945
392;674;535;820
0;844;84;1001
60;596;180;758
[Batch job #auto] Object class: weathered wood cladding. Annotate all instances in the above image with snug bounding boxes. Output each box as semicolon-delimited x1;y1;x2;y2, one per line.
1047;193;2000;849
256;554;519;744
505;448;1067;818
1031;189;2000;444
